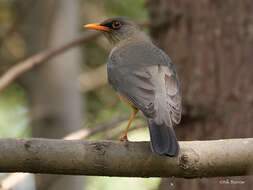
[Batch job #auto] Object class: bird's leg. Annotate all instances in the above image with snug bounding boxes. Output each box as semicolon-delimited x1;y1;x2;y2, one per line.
116;93;139;141
120;107;138;141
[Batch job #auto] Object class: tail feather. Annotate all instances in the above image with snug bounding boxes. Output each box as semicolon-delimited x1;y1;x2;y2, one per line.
147;118;179;157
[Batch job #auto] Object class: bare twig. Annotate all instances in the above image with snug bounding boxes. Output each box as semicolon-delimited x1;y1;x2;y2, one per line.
0;138;252;177
64;116;131;140
105;123;146;140
0;31;100;91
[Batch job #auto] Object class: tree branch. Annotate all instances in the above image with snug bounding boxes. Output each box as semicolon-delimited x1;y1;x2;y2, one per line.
0;138;252;178
64;115;137;140
0;31;100;91
0;116;142;189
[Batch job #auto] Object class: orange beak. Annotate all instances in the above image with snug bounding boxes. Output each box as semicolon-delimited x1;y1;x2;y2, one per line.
83;23;110;31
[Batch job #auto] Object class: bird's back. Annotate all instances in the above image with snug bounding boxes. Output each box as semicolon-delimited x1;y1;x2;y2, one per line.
108;41;181;156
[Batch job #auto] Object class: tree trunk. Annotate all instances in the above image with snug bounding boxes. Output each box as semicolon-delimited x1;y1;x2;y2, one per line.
147;0;253;189
19;0;84;189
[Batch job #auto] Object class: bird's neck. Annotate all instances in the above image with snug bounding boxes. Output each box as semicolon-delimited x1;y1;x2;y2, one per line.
112;31;151;51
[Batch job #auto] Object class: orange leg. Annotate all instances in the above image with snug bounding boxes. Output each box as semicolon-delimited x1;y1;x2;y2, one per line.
120;107;138;141
116;93;139;141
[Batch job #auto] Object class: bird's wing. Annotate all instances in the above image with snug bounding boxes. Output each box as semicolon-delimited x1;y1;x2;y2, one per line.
108;42;181;124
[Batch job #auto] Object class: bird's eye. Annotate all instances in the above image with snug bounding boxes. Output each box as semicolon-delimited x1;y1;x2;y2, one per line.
112;21;121;29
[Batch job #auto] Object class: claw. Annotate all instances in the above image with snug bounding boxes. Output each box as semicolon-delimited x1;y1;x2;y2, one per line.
120;133;128;142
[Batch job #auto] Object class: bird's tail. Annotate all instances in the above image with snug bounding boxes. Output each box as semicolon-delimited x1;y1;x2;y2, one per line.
147;118;179;157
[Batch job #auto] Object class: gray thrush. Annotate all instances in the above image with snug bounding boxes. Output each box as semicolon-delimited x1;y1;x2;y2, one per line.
84;17;182;157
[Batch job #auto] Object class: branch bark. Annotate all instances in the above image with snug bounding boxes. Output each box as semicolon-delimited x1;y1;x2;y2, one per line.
0;138;252;178
0;116;140;190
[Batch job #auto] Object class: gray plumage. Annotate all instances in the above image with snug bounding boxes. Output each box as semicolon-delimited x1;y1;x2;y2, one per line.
97;17;181;156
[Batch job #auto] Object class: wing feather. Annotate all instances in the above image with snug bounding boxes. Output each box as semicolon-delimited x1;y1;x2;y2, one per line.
107;42;181;124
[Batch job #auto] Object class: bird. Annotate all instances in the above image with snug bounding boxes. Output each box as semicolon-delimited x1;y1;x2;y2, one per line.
84;17;182;157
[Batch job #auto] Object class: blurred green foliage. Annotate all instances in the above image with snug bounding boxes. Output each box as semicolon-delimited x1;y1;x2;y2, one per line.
0;84;29;137
87;0;148;19
105;0;148;19
86;176;160;190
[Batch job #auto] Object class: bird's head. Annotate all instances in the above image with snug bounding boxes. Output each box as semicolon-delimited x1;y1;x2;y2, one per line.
84;17;144;45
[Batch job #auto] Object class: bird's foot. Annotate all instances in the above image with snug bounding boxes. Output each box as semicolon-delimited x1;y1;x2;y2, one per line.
120;133;128;142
